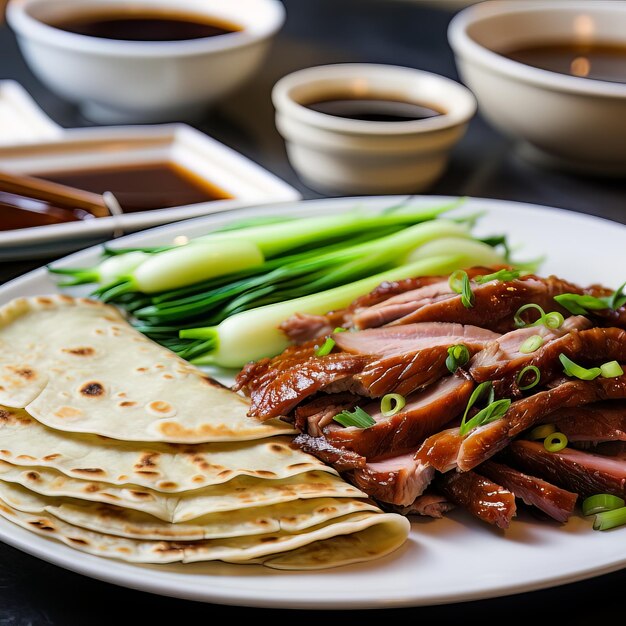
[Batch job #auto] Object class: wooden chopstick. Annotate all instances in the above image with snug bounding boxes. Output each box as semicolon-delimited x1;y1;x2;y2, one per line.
0;170;110;217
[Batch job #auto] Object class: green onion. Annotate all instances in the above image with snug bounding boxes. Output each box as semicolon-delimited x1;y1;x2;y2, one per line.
559;354;601;380
333;406;376;429
380;394;406;417
315;337;336;357
449;270;474;308
543;432;568;452
582;494;625;516
407;237;510;268
554;281;626;315
514;304;564;330
474;269;521;284
517;365;541;390
600;361;624;378
446;344;470;373
459;382;511;436
333;327;348;333
593;507;626;531
528;423;556;440
519;335;544;354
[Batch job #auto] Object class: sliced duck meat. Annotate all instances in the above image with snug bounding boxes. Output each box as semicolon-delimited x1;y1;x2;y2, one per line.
480;460;577;523
292;433;366;471
435;470;517;529
415;427;464;473
470;316;592;383
480;327;626;391
354;274;581;332
324;376;474;459
457;375;626;471
279;313;334;345
243;351;372;419
387;492;455;519
506;440;626;498
293;392;359;436
348;453;435;506
547;402;626;443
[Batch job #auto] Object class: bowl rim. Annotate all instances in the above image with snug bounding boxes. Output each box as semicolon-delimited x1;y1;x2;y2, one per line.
271;63;477;136
6;0;285;58
448;0;626;99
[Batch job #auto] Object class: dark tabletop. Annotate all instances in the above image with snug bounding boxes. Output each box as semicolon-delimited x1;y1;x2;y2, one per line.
0;0;625;622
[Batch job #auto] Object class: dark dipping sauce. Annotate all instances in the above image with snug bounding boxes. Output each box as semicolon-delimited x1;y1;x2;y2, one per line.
503;42;626;84
46;9;241;42
40;163;232;213
304;97;443;122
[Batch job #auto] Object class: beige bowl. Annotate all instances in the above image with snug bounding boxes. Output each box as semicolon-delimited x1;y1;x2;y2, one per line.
449;0;626;175
272;64;476;194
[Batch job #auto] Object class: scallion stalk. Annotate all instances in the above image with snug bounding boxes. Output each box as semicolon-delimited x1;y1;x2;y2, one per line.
593;507;626;531
582;494;625;516
380;394;406;417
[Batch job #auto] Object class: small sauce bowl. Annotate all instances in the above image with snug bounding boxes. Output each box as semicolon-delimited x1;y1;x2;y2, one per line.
272;63;477;194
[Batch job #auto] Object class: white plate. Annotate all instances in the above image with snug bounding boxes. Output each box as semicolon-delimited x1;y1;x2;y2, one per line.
1;196;625;609
0;124;300;261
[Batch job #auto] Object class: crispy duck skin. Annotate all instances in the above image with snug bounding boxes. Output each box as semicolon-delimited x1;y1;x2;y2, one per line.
352;275;581;332
414;427;463;472
293;393;359;436
546;402;626;443
479;460;577;523
436;470;517;529
324;376;474;459
506;440;626;498
480;327;626;390
292;433;366;471
348;453;435;506
457;375;626;471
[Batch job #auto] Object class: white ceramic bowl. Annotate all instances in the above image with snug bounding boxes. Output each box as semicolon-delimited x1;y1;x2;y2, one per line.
7;0;285;123
449;0;626;175
272;64;476;195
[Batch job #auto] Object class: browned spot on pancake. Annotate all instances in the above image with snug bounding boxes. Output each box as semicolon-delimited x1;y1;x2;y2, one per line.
43;454;60;461
134;452;159;469
25;471;40;481
68;537;89;545
148;401;173;414
283;516;297;523
192;475;205;483
129;491;151;499
10;367;35;380
55;406;82;419
260;536;279;543
157;422;237;438
255;470;277;478
136;367;147;373
117;547;131;554
29;519;55;531
81;299;99;306
36;297;53;305
0;385;4;391
119;401;136;407
62;347;95;357
58;294;73;302
155;364;164;370
103;316;118;322
72;468;105;476
80;381;105;397
135;470;160;476
117;475;128;482
0;450;10;456
157;481;177;490
257;519;271;526
94;329;104;335
84;484;100;493
269;444;288;453
16;455;36;462
286;463;315;470
163;374;174;380
217;470;233;479
0;503;13;515
317;507;336;514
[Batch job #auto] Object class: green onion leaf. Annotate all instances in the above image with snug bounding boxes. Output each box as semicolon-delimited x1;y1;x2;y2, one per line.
608;281;626;310
544;432;568;452
516;365;541;391
559;354;601;380
333;406;376;429
449;270;474;308
543;311;565;329
460;381;499;436
333;327;348;333
316;337;336;357
528;423;556;440
474;269;521;284
380;393;406;417
445;344;470;373
600;361;624;378
460;398;511;437
554;293;610;315
514;304;564;330
582;494;625;516
593;507;626;531
519;335;544;354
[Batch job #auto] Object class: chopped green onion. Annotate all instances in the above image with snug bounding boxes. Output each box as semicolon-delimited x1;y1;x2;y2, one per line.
315;337;336;357
554;282;626;315
582;494;625;516
519;335;544;354
543;432;568;452
333;406;376;429
460;398;511;437
474;269;521;284
600;361;624;378
528;423;556;440
559;354;601;380
514;304;564;330
608;281;626;310
333;327;348;333
446;344;470;373
459;381;503;436
380;393;406;417
449;270;474;308
517;365;541;390
593;507;626;531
